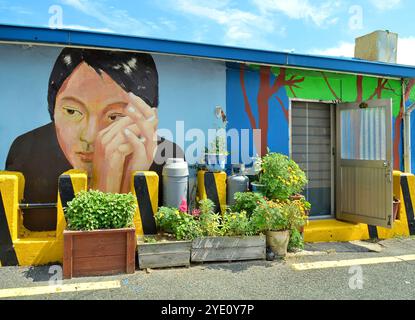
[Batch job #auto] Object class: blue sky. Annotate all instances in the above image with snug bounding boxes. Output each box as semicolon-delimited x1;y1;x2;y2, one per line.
0;0;414;65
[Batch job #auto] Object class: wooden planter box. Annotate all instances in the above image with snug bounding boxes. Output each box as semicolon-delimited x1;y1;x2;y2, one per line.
63;228;136;279
191;235;266;263
137;238;192;269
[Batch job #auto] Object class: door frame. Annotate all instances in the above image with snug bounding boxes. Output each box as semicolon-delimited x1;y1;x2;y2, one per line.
289;98;336;220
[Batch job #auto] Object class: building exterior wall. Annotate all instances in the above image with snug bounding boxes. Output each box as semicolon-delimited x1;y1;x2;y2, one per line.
1;40;415;265
226;63;408;171
1;43;411;178
0;44;227;167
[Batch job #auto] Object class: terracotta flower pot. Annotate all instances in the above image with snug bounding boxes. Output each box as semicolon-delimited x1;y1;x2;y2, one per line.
289;194;305;201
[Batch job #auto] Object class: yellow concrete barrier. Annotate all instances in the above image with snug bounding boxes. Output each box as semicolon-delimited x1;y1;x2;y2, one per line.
0;170;89;266
131;171;159;236
197;170;227;214
0;171;23;266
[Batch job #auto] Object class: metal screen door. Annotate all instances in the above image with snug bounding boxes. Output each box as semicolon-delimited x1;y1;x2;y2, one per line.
291;101;334;217
336;99;393;228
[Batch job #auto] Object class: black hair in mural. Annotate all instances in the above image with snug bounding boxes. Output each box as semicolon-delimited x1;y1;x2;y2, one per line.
47;48;159;120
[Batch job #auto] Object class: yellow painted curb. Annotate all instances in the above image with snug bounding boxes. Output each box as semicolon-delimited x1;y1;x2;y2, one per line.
0;280;121;299
291;254;415;271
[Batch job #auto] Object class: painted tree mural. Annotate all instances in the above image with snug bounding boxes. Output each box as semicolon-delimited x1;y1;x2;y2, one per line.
240;65;304;156
239;64;406;169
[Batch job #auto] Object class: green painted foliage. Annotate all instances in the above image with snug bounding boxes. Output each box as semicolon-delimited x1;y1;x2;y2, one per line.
250;65;402;117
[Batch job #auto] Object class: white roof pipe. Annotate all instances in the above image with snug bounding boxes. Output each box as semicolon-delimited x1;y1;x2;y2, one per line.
404;99;415;173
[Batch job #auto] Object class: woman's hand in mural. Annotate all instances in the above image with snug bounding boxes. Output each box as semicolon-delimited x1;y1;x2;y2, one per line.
91;93;158;193
120;92;159;193
91;115;137;193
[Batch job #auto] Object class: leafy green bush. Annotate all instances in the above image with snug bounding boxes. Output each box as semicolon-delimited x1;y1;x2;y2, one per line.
249;200;286;234
232;192;267;217
155;199;257;239
155;196;309;240
288;228;304;252
64;190;136;231
282;199;308;231
199;198;215;215
155;207;202;241
206;135;229;155
259;153;308;200
221;211;254;236
249;198;308;235
196;198;221;236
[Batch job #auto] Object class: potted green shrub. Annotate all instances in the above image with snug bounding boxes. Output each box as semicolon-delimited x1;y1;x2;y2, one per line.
63;190;136;279
204;135;229;172
247;155;266;193
258;153;308;201
249;198;307;257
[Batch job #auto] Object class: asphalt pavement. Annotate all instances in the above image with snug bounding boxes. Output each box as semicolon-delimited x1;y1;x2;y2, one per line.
1;237;415;300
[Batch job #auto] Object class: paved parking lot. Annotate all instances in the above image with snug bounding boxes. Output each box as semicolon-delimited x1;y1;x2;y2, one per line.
1;237;415;300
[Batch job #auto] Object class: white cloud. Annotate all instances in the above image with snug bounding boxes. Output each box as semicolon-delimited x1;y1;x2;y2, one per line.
398;37;415;66
370;0;401;11
60;0;169;36
308;37;415;66
171;0;280;46
0;1;32;15
253;0;341;27
59;24;114;33
309;41;354;57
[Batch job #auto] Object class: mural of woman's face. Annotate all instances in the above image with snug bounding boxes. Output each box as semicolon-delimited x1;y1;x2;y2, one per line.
54;61;159;194
54;62;132;177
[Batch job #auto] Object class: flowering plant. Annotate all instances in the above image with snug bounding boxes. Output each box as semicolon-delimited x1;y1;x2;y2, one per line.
249;200;286;233
232;192;267;217
249;199;308;233
155;195;308;241
221;211;253;236
154;207;202;241
179;198;188;213
259;153;308;200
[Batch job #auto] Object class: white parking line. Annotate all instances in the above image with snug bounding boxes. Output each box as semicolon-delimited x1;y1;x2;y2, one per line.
0;280;121;299
291;254;415;271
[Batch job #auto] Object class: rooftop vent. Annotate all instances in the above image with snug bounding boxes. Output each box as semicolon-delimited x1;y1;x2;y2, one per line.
355;30;398;63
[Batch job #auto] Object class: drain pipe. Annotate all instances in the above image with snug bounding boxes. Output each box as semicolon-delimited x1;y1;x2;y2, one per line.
404;101;415;173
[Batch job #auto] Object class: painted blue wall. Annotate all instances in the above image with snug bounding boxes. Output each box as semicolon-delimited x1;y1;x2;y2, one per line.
154;54;226;158
0;44;226;167
0;44;60;168
226;64;289;164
